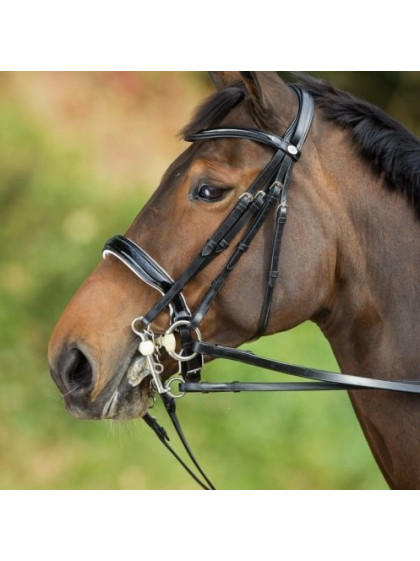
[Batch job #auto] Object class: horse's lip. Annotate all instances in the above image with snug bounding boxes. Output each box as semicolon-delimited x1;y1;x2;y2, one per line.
101;389;121;418
99;347;181;419
99;352;152;419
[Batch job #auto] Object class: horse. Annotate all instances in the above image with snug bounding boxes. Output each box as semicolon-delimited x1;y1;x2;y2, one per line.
48;71;420;489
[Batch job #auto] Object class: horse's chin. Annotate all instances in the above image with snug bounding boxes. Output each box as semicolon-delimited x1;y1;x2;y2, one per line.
64;388;150;421
99;378;151;421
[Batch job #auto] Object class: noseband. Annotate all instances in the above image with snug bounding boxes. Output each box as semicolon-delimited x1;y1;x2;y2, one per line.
103;85;420;490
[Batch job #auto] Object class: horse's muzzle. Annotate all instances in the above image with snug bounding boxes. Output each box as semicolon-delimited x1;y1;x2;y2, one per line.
49;344;150;420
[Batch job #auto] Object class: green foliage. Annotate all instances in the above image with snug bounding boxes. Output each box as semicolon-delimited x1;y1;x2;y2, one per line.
1;72;418;490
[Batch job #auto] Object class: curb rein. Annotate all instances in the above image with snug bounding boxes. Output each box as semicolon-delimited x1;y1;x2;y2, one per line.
103;86;420;490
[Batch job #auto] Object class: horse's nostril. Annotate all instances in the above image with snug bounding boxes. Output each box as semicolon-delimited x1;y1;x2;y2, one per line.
58;347;95;397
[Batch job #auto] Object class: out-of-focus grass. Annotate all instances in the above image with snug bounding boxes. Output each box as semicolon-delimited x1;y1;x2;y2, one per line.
0;72;400;490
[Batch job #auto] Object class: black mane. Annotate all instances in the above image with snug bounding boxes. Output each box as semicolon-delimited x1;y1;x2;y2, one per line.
297;74;420;219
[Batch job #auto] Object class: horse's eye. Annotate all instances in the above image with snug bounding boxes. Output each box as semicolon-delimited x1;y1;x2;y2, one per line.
196;184;229;202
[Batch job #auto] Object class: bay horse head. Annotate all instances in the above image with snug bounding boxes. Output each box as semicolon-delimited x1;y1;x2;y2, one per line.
48;72;420;489
48;71;323;418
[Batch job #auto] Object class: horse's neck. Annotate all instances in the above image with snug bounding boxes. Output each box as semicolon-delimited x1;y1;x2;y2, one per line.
324;178;420;376
319;149;420;489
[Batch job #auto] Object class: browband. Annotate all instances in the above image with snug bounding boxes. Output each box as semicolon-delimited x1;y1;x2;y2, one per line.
186;127;301;159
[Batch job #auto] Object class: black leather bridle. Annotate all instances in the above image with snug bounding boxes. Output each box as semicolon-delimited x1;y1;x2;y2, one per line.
103;85;420;490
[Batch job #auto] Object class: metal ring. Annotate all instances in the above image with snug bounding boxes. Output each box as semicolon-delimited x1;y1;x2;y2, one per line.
165;319;200;335
164;376;185;399
131;316;149;336
165;320;201;362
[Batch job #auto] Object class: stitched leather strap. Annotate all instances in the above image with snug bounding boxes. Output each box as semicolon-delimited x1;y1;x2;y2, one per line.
188;341;420;394
179;381;355;392
186;127;301;158
191;183;282;327
256;87;315;335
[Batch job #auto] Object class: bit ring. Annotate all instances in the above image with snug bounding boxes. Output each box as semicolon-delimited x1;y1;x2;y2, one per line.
165;320;201;362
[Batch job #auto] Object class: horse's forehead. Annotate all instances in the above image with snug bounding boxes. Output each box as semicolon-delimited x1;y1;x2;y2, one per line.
163;136;271;186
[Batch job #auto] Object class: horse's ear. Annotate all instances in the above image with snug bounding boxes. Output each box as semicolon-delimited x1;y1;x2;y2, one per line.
209;71;242;89
239;71;288;128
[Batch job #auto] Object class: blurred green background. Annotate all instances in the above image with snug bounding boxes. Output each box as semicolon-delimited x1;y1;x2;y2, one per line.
1;71;419;490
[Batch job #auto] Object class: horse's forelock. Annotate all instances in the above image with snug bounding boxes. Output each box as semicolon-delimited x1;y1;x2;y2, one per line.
180;83;246;139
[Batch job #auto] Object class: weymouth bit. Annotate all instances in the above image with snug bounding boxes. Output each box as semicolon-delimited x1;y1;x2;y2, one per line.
130;316;180;396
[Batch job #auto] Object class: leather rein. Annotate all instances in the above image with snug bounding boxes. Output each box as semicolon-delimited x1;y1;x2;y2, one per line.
102;85;420;490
